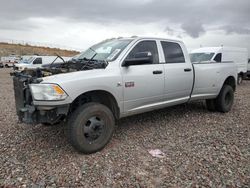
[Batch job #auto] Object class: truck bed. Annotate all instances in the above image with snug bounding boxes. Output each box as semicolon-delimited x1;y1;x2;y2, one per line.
191;61;237;100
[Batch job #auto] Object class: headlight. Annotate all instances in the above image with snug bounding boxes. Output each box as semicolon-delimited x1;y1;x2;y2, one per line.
29;84;68;101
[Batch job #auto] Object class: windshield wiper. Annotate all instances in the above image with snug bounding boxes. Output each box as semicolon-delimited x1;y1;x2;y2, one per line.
80;48;97;70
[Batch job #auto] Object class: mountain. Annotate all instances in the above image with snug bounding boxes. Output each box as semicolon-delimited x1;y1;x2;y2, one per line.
0;42;79;57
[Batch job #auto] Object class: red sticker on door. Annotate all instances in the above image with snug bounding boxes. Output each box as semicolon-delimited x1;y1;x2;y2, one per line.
125;82;135;88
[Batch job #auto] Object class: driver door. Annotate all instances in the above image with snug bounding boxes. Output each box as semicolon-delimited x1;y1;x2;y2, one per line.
121;40;165;115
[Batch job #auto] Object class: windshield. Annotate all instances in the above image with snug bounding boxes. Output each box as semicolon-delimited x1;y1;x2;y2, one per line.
75;39;132;62
19;57;34;64
190;53;215;63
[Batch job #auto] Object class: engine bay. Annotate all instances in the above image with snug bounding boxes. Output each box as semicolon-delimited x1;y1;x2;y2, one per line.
12;58;109;79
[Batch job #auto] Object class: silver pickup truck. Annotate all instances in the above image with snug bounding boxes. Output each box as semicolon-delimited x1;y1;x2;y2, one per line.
12;37;237;153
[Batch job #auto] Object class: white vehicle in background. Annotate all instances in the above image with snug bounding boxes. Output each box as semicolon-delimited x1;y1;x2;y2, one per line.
247;59;250;78
190;47;249;84
14;56;71;71
0;55;20;68
18;55;37;64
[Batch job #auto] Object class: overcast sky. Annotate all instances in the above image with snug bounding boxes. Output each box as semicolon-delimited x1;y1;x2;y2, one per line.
0;0;249;54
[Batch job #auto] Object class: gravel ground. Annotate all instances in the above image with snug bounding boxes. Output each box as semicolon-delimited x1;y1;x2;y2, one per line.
0;68;249;187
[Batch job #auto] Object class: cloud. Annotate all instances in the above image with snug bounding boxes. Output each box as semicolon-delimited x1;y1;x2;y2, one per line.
164;27;175;36
221;25;250;35
181;21;205;38
0;0;249;53
0;0;249;38
0;18;38;31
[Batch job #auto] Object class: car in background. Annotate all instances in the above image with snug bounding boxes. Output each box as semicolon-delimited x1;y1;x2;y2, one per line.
14;56;71;71
0;55;21;68
0;62;3;68
18;55;37;64
190;47;248;84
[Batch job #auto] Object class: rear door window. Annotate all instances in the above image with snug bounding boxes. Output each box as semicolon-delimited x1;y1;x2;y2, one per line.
161;41;185;63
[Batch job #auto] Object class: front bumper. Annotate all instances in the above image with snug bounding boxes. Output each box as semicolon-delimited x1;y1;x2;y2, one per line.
13;75;70;124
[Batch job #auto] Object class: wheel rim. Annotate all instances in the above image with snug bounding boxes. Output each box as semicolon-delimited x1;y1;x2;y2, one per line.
83;116;104;142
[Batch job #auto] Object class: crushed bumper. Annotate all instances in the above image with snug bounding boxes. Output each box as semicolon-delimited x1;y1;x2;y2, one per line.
13;75;69;124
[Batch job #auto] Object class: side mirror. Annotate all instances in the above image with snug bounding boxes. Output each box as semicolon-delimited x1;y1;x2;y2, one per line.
123;52;153;66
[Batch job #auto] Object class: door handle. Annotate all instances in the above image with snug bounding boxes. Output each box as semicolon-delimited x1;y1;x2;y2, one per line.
153;70;163;74
184;68;192;72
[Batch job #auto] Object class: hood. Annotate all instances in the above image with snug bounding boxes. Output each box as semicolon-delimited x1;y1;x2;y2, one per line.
41;68;108;84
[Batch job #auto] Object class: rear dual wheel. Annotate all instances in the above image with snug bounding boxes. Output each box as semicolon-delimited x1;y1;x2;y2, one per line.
206;84;234;113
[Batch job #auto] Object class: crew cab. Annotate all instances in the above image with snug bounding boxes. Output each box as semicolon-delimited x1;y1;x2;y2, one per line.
12;37;238;154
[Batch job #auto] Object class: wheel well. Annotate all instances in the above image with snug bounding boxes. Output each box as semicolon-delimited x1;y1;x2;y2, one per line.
69;90;120;120
224;76;236;91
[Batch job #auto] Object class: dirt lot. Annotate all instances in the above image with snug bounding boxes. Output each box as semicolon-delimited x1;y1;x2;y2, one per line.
0;68;249;187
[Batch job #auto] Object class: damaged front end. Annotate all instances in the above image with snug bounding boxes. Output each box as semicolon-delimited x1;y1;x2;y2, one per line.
11;57;108;124
12;69;70;124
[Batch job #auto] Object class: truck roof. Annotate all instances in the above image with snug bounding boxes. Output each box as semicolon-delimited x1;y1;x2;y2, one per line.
117;36;183;44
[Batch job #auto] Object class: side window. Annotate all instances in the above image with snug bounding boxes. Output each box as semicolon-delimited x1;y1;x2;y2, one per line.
214;53;222;62
126;40;159;64
161;41;185;63
33;58;42;64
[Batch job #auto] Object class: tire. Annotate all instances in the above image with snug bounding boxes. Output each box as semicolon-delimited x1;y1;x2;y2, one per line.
237;75;243;85
215;85;234;113
68;102;115;154
206;99;216;111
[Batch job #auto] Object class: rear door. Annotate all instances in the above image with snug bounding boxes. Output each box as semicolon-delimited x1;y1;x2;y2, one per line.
160;41;193;102
121;40;165;114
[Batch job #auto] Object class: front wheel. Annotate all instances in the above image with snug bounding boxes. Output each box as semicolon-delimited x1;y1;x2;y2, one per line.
215;85;234;113
68;102;115;154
